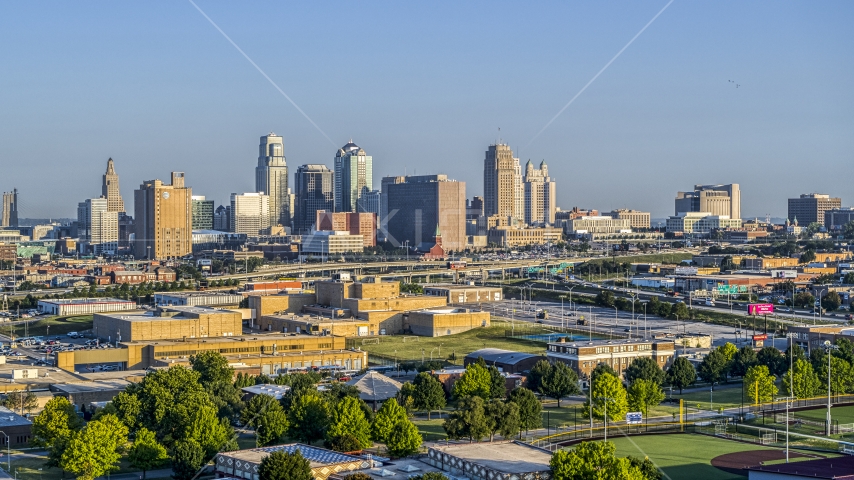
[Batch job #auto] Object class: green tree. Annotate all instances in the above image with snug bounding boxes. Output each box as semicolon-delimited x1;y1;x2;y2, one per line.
412;372;446;419
409;474;449;480
624;357;665;386
782;358;822;399
259;450;312;480
843;220;854;240
32;396;84;467
590;363;618;385
541;362;581;407
487;365;506;398
171;439;205;480
242;394;289;446
452;363;492;399
327;397;372;450
385;420;422;457
670;302;689;319
182;404;235;458
396;382;416;415
698;348;729;387
508;387;542;434
443;396;490;442
800;249;816;263
627;379;665;419
595;290;615;307
822;291;842;311
550;441;644;480
128;428;169;479
628;456;662;480
485;400;521;441
372;398;408;443
288;392;330;444
730;346;759;377
757;347;786;376
744;365;778;404
585;372;628;422
60;414;128;480
817;356;854;395
665;357;696;394
527;359;551;394
190;351;242;418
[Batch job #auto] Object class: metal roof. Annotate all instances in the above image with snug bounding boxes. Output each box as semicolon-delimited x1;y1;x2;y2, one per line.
465;348;541;366
346;371;402;401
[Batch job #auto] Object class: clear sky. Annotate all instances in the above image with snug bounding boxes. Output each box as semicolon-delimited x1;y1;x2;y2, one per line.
1;1;852;220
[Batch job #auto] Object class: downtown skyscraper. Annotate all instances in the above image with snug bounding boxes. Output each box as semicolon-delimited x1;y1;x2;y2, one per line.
334;140;372;213
255;133;289;228
102;158;125;213
483;144;522;223
294;164;334;234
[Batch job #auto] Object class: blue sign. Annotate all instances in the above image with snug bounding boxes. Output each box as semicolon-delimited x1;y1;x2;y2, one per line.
626;412;643;424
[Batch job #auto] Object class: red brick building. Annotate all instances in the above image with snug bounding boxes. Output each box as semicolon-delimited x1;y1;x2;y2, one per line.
316;211;377;247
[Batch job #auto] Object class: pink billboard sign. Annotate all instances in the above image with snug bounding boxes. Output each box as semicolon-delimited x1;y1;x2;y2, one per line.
748;303;774;315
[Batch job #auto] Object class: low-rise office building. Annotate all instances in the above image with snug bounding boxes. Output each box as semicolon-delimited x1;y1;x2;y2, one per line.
38;298;137;316
259;314;380;336
0;406;32;447
486;226;562;247
93;306;242;342
666;212;742;234
154;291;243;307
547;338;675;379
301;231;365;254
567;216;632;235
423;284;503;303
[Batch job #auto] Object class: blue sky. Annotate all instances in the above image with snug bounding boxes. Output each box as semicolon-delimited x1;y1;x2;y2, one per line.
1;1;852;219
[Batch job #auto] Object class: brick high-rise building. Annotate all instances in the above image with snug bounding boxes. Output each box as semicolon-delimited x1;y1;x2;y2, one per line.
77;197;118;255
483;144;522;223
315;211;376;247
523;160;556;225
230;192;270;235
102;158;125;213
607;209;651;230
675;184;741;220
293;164;334;234
384;174;465;251
788;193;842;226
133;172;192;259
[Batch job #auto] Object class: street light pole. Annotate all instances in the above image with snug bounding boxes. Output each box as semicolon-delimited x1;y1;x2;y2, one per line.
824;340;839;436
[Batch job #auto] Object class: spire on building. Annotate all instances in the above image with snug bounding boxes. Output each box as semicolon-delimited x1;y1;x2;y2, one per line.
102;158;125;213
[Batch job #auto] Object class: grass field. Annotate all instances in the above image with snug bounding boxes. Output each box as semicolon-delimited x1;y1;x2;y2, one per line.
6;315;93;338
608;434;824;480
674;384;747;410
11;454;170;480
795;405;854;425
355;321;550;363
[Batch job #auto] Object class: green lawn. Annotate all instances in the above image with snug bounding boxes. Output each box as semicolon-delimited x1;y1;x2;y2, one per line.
10;454;170;480
674;384;747;410
413;419;447;441
9;315;93;338
795;405;854;425
355;321;550;363
608;434;823;480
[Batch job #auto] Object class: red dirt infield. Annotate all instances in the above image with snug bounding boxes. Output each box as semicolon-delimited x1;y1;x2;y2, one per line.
710;450;823;475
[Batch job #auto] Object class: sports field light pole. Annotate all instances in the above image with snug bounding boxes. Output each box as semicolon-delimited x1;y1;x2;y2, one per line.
598;396;614;441
778;395;795;463
824;340;839;436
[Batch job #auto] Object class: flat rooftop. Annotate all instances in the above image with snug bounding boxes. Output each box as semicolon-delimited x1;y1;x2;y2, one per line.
423;283;501;290
549;338;675;347
51;379;131;394
154;292;241;298
98;306;238;321
0;406;31;428
430;442;552;474
220;444;361;468
264;314;367;325
39;297;135;305
121;332;334;346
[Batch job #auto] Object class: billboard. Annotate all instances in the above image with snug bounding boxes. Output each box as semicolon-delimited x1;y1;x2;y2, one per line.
752;334;768;341
747;303;774;315
626;412;643;424
771;270;797;279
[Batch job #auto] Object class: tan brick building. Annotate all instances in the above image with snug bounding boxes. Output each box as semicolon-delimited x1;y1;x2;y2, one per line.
134;172;192;259
93;305;242;342
407;308;490;337
547;338;675;379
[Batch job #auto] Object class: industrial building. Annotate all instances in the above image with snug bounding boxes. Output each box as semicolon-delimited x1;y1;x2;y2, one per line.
153;291;243;307
216;444;370;480
55;331;367;373
547;337;675;379
0;406;32;447
407;308;490;337
423;284;503;303
425;442;553;480
464;348;545;374
93;305;242;342
37;298;137;316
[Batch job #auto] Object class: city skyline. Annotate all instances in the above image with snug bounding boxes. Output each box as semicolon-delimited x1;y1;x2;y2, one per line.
1;2;852;218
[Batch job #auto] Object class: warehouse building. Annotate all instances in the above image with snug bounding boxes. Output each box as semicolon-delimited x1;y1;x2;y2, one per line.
56;331;366;373
154;291;243;307
93;305;242;342
215;444;370;480
464;348;545;374
0;406;33;447
407;308;490;337
423;284;502;303
38;298;137;316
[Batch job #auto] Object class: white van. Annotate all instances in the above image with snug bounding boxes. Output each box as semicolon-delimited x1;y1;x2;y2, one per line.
67;332;80;338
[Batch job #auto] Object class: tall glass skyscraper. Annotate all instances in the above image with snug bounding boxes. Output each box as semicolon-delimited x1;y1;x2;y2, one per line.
255;133;289;227
334;140;372;213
